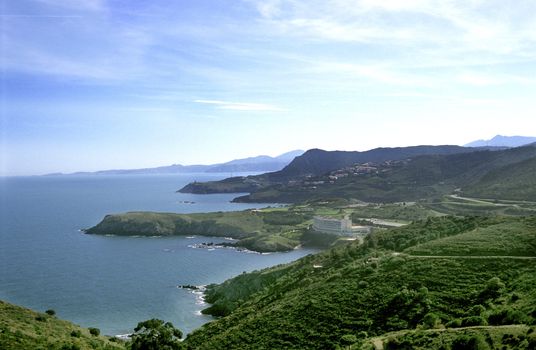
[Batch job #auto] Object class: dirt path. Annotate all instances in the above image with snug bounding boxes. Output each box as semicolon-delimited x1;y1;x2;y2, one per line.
405;254;536;260
367;324;528;349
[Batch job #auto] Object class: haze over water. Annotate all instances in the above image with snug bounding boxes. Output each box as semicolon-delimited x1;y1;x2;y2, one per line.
0;174;317;335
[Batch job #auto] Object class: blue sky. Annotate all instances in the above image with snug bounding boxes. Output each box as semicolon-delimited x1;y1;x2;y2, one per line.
2;0;536;175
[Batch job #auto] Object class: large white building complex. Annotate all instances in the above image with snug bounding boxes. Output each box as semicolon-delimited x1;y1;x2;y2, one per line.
312;216;354;236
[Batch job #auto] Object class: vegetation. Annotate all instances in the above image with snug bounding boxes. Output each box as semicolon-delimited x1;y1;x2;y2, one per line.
129;319;183;350
180;145;536;204
359;325;536;350
465;156;536;201
5;216;536;349
404;217;536;256
86;209;313;253
183;216;536;349
0;300;123;350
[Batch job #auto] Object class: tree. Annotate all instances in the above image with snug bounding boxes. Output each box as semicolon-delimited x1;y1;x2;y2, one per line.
130;319;183;350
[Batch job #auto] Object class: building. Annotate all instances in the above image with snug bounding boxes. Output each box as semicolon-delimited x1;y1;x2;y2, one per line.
312;216;353;236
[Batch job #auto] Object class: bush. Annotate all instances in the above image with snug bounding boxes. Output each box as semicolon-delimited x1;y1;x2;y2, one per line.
35;315;47;322
469;305;485;316
45;309;56;316
422;312;441;329
70;330;81;338
504;310;530;324
60;344;81;350
358;280;369;288
452;334;490;350
488;308;530;325
462;316;488;327
88;327;100;336
488;309;508;325
446;318;462;328
130;318;183;350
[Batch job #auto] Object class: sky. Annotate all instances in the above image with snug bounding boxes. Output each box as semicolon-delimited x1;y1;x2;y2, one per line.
1;0;536;175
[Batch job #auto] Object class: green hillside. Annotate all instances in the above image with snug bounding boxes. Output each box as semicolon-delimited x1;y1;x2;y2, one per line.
184;216;536;349
0;300;123;350
359;325;536;349
179;145;536;204
464;156;536;201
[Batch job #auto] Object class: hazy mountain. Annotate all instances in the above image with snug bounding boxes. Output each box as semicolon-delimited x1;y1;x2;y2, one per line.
51;150;304;176
206;150;304;173
465;135;536;148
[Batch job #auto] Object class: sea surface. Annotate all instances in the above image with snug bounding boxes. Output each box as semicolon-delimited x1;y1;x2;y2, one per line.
0;174;317;336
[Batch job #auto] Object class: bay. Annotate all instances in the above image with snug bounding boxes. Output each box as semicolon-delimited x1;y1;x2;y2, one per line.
0;174;317;336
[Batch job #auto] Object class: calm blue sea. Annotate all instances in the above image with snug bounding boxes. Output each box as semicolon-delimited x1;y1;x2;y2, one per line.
0;174;316;336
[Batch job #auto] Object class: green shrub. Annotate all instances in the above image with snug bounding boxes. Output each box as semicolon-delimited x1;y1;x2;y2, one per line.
89;327;100;336
35;315;47;322
70;329;81;338
130;318;183;350
358;280;369;288
462;316;488;327
452;334;490;350
422;312;441;329
60;344;81;350
45;309;56;316
340;334;357;345
469;305;485;316
446;318;462;328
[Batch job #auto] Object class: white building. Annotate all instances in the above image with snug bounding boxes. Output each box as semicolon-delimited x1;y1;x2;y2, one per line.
312;216;353;236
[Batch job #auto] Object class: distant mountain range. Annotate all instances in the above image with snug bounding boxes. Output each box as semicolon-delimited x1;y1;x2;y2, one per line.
465;135;536;148
50;150;304;176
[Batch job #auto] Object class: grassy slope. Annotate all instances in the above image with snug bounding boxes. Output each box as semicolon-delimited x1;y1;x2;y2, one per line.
464;156;536;201
184;216;536;350
0;300;123;350
404;218;536;256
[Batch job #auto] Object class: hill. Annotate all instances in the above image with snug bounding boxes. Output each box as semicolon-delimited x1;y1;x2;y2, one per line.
464;156;536;201
178;145;482;197
0;300;123;350
205;150;304;173
465;135;536;148
219;144;536;203
183;216;536;349
273;145;473;179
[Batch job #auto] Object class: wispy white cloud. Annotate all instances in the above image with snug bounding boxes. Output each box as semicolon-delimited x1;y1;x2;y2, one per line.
33;0;107;12
252;0;536;59
194;100;285;112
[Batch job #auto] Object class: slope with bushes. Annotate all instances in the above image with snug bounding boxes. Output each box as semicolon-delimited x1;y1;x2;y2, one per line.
184;216;536;349
0;300;123;350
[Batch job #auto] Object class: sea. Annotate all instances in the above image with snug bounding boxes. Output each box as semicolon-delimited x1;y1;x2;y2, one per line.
0;174;317;336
